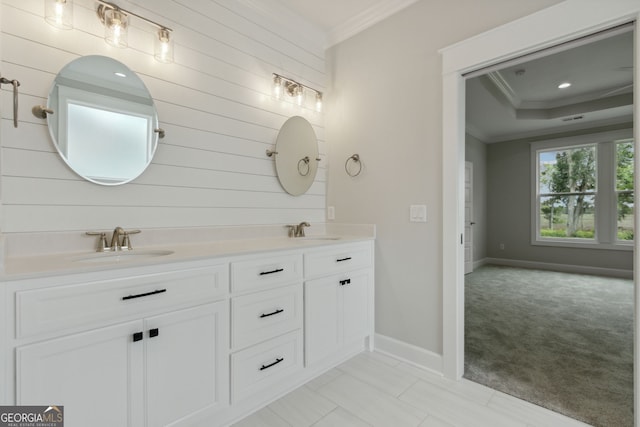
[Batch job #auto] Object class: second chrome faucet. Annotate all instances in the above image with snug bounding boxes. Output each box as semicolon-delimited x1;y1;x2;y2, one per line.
86;227;141;252
287;222;310;238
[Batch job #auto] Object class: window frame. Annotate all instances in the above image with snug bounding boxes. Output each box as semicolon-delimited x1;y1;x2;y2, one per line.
531;129;633;251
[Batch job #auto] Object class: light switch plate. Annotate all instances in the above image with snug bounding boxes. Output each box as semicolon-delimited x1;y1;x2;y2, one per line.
410;205;427;222
327;206;335;221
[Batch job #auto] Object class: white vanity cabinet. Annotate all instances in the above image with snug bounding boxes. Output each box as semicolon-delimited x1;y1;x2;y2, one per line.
7;263;229;427
303;242;374;367
229;252;304;403
1;236;375;427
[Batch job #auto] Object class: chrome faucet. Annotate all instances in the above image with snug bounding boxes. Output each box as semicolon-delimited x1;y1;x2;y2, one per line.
86;227;142;252
296;222;310;237
110;227;126;251
285;222;311;238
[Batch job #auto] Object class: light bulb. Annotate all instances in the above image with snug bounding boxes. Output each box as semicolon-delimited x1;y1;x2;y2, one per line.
45;0;73;30
296;86;304;106
154;28;174;63
315;93;323;112
104;9;128;48
273;75;283;99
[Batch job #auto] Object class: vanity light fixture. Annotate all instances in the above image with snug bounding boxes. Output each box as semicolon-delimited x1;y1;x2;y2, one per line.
272;73;323;112
44;0;74;30
96;1;174;63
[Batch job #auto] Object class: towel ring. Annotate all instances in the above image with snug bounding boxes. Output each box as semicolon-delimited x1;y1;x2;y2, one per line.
345;154;362;177
298;156;311;176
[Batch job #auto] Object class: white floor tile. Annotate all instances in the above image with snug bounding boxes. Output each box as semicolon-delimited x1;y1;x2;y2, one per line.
399;379;527;427
304;368;343;391
268;385;337;427
316;373;428;427
488;390;592;427
312;407;372;427
418;415;456;427
232;406;291;427
336;353;419;397
231;351;591;427
396;362;494;406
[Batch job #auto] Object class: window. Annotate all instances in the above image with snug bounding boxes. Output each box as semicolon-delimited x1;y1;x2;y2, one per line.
532;131;634;249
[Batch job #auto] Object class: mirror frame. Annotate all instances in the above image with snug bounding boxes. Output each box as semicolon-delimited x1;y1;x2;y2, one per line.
45;55;160;186
273;116;319;196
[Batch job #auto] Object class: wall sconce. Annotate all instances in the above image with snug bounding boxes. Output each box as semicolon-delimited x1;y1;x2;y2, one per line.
272;73;323;112
96;1;174;62
44;0;74;30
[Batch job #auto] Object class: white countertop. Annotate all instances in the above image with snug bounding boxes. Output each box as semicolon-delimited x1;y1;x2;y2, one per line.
1;233;374;280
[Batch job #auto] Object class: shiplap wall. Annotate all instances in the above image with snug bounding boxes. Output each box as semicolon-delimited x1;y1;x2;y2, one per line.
0;0;326;233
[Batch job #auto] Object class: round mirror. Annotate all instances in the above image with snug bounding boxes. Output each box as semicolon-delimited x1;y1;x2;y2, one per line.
46;55;159;185
274;116;319;196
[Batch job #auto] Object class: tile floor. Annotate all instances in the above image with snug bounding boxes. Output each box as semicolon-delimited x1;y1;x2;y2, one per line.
231;351;591;427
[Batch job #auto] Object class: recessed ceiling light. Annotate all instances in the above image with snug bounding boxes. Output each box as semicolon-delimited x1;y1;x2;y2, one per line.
558;82;571;89
114;72;127;78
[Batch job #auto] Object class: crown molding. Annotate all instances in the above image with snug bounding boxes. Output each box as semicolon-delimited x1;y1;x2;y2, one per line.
326;0;420;48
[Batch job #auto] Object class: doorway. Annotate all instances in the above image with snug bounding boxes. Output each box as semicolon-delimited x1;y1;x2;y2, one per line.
441;1;640;424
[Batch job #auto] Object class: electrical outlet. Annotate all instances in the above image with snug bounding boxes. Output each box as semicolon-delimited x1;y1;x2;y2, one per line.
499;243;505;250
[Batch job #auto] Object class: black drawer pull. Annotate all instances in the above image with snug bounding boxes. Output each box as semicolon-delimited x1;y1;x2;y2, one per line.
259;268;284;276
339;279;351;286
132;332;143;342
336;257;352;262
122;289;167;301
260;309;284;318
149;328;159;338
260;357;284;371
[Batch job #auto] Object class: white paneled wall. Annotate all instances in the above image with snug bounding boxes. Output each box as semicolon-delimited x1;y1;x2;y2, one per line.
0;0;326;233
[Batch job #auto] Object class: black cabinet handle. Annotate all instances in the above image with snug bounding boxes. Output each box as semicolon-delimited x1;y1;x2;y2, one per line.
339;278;351;286
336;257;352;263
133;332;143;342
260;357;284;371
122;289;167;301
259;268;284;276
260;309;284;318
149;328;159;338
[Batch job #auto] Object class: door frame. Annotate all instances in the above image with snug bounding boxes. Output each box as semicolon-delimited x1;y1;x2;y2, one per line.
464;161;473;275
440;0;640;415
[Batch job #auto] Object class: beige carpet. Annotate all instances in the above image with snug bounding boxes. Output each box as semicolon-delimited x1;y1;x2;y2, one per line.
464;265;633;427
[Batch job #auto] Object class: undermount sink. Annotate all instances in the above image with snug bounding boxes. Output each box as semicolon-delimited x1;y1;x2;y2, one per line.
71;249;174;264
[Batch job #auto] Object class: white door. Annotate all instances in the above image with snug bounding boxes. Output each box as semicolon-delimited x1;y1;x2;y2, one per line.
341;270;370;345
464;161;474;274
304;276;340;366
16;320;145;427
145;302;229;427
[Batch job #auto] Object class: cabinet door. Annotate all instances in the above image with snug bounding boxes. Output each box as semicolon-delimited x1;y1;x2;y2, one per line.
304;277;340;366
16;320;144;427
341;270;370;345
145;302;229;427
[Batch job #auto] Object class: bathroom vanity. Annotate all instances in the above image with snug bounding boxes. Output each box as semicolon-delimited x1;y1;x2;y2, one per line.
0;230;374;427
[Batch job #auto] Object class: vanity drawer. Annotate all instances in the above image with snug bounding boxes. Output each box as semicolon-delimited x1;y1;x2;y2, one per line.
231;284;302;350
15;265;228;339
231;253;302;294
231;330;303;402
304;243;372;278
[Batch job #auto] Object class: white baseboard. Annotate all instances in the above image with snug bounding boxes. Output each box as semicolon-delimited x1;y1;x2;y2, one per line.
374;333;443;375
486;257;633;279
472;258;489;270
